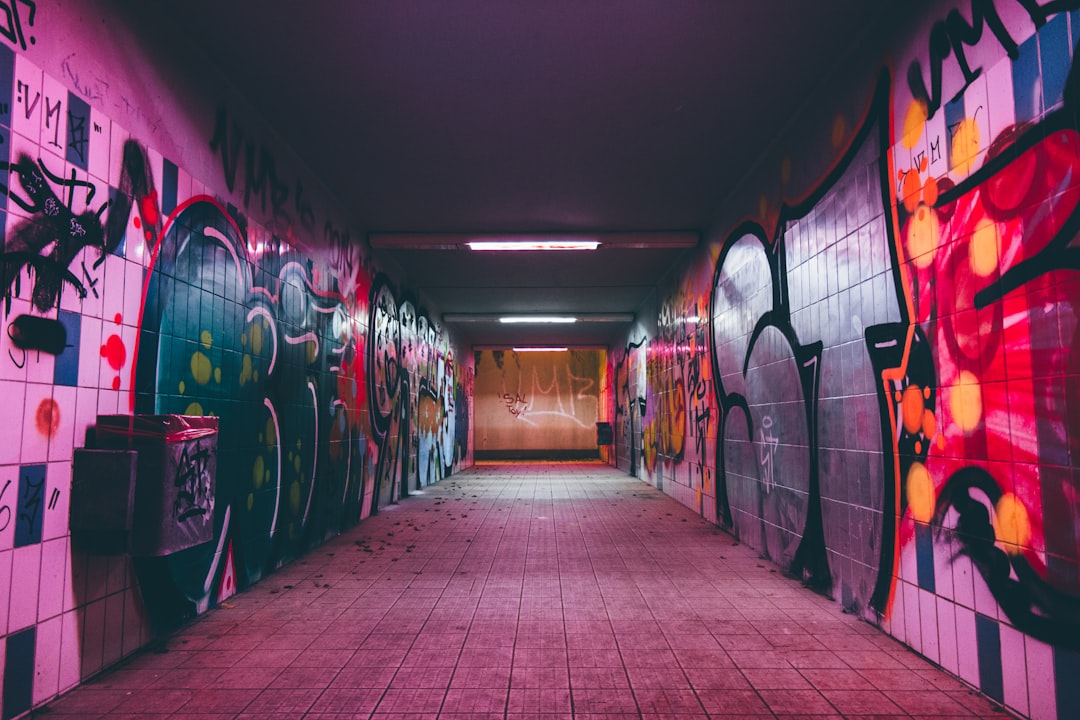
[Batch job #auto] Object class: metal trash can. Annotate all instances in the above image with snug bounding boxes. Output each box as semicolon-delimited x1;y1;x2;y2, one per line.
95;414;218;556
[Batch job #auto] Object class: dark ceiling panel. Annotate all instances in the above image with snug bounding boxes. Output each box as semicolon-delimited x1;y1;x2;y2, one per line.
125;0;904;348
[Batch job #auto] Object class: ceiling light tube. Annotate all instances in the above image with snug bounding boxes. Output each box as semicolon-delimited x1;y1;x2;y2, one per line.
467;239;599;251
513;347;568;352
499;315;577;324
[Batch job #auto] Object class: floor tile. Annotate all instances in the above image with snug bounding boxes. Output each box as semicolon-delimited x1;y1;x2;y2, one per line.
36;463;1006;720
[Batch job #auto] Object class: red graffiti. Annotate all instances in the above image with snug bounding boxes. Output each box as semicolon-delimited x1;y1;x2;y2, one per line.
35;398;60;437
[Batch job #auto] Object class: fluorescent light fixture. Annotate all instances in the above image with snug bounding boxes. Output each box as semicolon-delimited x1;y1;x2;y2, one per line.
499;316;577;324
369;232;698;250
513;347;568;352
468;239;599;251
443;313;634;324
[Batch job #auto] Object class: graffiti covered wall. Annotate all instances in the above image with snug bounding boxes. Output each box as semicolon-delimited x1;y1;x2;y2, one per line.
474;349;603;458
622;3;1080;718
0;3;472;717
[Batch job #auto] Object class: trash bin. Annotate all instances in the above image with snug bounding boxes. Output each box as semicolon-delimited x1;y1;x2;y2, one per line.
596;422;613;446
95;414;218;556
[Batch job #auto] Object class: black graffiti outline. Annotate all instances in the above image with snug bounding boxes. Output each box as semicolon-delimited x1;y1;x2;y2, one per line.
709;69;900;603
907;0;1080;120
0;477;11;531
0;0;35;52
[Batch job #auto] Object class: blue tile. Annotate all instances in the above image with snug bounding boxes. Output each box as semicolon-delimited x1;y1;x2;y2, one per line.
914;521;936;592
1013;33;1043;123
53;309;81;386
1040;14;1070;111
2;627;34;720
65;91;90;170
975;613;1004;703
162;157;178;215
944;95;965;171
13;463;46;547
0;43;13;132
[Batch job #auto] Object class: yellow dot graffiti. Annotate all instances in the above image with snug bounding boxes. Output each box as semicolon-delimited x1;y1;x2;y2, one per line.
251;320;264;355
906;205;941;268
200;330;213;349
253;455;265;489
190;352;213;385
214;367;222;384
240;355;254;387
994;493;1032;555
289;480;301;513
906;462;935;523
902;99;928;150
951;117;981;175
949;370;983;433
970;217;1001;277
185;401;204;416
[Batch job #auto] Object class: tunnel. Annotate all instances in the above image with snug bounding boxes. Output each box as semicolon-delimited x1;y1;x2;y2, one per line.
0;1;1078;719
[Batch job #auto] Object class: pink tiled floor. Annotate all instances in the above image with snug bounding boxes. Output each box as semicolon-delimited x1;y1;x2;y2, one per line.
41;462;1012;719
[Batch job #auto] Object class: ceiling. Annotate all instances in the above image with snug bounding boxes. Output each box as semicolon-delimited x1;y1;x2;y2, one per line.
130;1;905;349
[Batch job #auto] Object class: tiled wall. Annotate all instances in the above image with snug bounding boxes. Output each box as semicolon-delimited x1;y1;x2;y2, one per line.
615;3;1080;718
0;4;472;718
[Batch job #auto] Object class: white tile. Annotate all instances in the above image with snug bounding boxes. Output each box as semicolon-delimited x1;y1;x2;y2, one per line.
58;609;81;693
47;385;77;463
87;108;111;185
122;262;145;329
0;549;11;635
0;398;28;466
24;341;56;385
32;613;62;705
20;383;53;464
984;55;1017;150
76;317;102;388
40;72;69;163
954;604;980;687
0;465;16;552
12;53;44;145
107;122;130;189
103;591;125;667
97;388;120;416
43;461;71;542
80;598;105;678
73;387;100;449
919;588;939;664
950;544;977;610
1025;634;1058;720
1000;622;1029;717
64;547;86;612
36;536;67;622
9;543;42;631
903;580;922;654
889;578;906;644
972;557;1000;620
0;305;30;384
99;255;127;336
936;597;959;676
